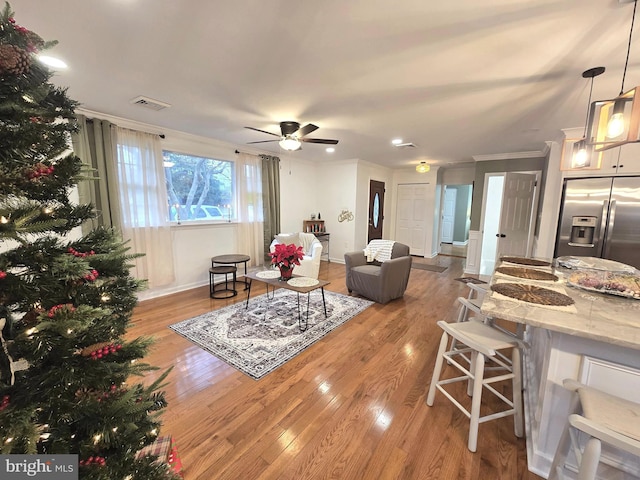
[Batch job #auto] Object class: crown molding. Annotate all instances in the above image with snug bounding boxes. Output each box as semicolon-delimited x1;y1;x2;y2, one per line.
472;143;550;162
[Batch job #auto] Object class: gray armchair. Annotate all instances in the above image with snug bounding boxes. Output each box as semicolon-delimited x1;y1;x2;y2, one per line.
344;242;412;304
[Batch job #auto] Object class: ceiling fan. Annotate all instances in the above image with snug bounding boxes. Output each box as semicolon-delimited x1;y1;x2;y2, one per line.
245;121;338;151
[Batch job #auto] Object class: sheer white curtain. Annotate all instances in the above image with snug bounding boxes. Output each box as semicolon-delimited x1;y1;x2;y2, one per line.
236;152;264;267
114;127;175;288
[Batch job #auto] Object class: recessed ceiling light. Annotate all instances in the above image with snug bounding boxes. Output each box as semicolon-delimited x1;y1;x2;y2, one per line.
391;138;403;145
38;55;68;69
326;147;335;153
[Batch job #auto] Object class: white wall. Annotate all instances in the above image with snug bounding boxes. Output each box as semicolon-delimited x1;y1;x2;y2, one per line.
534;137;564;259
315;160;359;260
278;156;320;233
272;157;398;263
441;165;475;185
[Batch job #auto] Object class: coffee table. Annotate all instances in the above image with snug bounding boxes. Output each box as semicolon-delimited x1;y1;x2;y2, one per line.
245;271;330;331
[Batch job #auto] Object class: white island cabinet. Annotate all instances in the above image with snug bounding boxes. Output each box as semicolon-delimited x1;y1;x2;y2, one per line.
481;267;640;479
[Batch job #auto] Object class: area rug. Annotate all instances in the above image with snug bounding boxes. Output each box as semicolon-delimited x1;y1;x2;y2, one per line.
411;263;447;273
454;276;485;284
168;290;373;379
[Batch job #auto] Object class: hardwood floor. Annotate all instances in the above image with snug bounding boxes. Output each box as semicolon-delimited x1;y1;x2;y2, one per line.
129;256;542;480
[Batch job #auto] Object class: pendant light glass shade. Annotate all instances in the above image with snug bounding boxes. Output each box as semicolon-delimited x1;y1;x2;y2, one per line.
416;161;430;173
279;136;302;151
586;0;639;152
571;139;589;168
586;87;640;151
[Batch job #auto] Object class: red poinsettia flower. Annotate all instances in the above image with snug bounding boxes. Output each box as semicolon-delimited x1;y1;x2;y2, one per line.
269;243;304;268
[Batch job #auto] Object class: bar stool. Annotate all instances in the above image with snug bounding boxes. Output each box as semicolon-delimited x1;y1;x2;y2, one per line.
456;282;523;343
450;296;515;376
209;265;237;299
549;379;640;480
426;319;524;452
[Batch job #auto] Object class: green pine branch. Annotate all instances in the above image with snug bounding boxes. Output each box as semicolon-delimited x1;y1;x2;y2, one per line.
0;4;177;477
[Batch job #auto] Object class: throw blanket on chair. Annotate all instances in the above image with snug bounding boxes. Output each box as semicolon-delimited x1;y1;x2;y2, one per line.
363;240;395;262
298;232;318;256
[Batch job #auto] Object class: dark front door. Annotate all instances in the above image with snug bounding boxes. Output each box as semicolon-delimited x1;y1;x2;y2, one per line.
368;180;385;242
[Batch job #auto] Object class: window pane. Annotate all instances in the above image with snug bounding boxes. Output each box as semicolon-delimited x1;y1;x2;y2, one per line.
163;151;234;222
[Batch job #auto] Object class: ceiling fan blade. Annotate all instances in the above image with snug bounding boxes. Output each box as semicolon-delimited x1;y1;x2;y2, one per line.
296;123;319;138
246;139;279;144
301;138;339;145
245;126;280;137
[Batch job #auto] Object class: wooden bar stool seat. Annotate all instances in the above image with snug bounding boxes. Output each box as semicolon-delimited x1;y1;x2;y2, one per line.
426;319;524;452
549;379;640;480
209;265;237;299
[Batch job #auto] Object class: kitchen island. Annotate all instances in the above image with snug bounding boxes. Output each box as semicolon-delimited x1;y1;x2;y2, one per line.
481;264;640;479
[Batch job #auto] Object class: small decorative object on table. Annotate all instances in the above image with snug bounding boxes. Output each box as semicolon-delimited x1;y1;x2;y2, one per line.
269;243;304;280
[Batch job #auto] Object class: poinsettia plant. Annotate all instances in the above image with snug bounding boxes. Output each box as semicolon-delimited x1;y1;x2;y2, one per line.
269;243;304;269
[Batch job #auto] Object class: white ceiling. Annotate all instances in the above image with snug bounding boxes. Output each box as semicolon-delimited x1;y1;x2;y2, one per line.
12;0;640;168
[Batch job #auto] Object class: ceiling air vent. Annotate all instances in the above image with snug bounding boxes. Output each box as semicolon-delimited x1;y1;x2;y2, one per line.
394;142;416;148
129;95;171;111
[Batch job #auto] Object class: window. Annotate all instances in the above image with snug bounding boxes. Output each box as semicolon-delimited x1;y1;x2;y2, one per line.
163;150;234;222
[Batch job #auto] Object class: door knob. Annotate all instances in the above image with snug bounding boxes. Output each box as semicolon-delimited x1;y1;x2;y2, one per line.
496;233;506;238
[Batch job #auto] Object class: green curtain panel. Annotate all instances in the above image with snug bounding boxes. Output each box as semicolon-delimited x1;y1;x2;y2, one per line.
70;115;122;233
260;154;281;261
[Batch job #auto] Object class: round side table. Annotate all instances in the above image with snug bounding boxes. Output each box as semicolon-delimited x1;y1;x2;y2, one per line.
211;254;250;290
209;265;237;299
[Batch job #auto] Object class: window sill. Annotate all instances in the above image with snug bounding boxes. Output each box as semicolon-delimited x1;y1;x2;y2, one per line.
169;220;237;227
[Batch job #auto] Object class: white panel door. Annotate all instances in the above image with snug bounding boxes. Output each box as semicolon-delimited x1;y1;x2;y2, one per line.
395;184;427;256
441;187;456;243
411;185;427;256
395;185;412;247
497;173;536;257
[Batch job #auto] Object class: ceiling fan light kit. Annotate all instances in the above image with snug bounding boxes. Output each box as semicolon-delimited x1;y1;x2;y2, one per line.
279;136;302;151
245;121;338;152
416;161;430;173
587;0;640;152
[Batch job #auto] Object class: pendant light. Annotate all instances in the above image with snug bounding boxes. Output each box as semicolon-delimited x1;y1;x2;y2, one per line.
416;161;430;173
572;67;605;168
587;0;640;151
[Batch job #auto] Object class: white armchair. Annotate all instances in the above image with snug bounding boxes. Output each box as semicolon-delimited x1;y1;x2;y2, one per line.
269;232;323;279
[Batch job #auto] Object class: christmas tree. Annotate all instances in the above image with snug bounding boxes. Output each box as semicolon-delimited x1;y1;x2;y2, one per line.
0;4;179;478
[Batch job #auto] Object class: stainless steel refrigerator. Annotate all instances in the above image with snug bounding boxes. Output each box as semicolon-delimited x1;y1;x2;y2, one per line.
554;176;640;269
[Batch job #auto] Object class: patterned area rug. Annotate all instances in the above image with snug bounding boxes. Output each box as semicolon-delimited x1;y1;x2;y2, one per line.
169;290;373;379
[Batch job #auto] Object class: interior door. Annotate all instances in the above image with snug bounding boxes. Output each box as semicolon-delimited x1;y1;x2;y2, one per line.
368;180;385;242
441;187;456;244
395;184;427;256
496;172;537;257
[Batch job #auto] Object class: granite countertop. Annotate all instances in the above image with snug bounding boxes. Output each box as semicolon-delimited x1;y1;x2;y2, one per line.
481;265;640;350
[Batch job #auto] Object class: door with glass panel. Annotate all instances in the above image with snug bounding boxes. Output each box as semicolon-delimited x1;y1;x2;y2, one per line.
368;180;385;242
